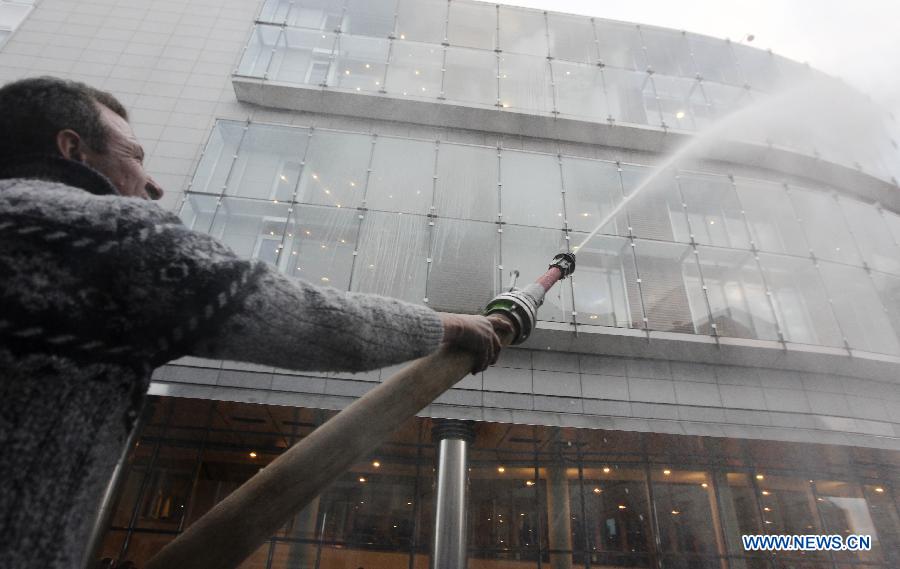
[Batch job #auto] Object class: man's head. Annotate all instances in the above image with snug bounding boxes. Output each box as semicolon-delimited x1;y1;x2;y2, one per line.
0;76;163;200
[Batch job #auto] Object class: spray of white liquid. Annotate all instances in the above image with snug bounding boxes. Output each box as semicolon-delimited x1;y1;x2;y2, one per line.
571;80;821;253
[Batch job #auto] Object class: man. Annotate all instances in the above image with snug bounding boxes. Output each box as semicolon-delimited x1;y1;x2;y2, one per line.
0;77;510;569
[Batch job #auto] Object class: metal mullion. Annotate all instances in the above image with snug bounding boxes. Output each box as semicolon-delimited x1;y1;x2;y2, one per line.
808;481;840;569
423;139;440;305
616;163;650;335
811;256;856;354
556;150;576;329
346;134;378;292
644;72;666;130
576;446;592;569
546;51;559;117
380;38;393;93
441;0;450;45
200;120;252;243
407;422;425;569
496;143;504;293
323;27;341;88
532;436;544;569
177;401;216;534
495;49;502;109
263;25;286;81
639;438;662;569
438;44;448;100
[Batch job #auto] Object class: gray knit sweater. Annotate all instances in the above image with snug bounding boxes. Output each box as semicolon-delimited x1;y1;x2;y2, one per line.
0;157;445;569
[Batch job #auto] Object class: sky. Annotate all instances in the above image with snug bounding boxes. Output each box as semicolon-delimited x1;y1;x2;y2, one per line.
496;0;900;118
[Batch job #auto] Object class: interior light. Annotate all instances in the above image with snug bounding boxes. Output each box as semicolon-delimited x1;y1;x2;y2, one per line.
589;315;598;320
369;264;375;269
603;467;610;473
359;477;366;483
675;111;685;119
671;510;680;515
365;63;370;68
400;34;405;39
407;502;413;505
356;87;361;91
345;69;350;75
312;173;318;180
663;469;672;475
501;103;510;108
350;181;356;187
497;466;506;473
709;220;715;224
305;230;311;235
269;231;275;235
280;175;287;181
414;70;420;75
761;491;770;496
325;189;331;194
525;480;535;487
875;487;885;493
321;277;330;282
372;461;380;467
764;507;771;512
618;505;626;510
756;474;765;480
701;483;708;488
249;451;257;458
582;212;590;217
593;487;602;494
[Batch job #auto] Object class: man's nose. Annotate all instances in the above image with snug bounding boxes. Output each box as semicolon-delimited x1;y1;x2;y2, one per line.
146;177;165;200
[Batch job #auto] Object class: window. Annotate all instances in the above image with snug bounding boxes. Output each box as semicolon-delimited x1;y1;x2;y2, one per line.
0;0;32;47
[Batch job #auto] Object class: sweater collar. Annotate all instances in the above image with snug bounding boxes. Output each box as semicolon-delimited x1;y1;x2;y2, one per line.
0;154;120;196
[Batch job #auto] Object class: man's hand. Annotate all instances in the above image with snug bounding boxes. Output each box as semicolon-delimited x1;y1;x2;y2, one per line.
438;313;515;374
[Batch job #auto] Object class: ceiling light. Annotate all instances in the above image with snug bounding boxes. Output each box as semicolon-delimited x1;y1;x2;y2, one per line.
249;451;257;458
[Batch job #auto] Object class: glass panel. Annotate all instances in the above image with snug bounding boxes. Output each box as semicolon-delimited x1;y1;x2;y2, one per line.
537;454;581;567
352;211;429;303
702;81;754;119
209;198;291;264
716;473;766;556
562;156;623;234
839;198;900;275
446;0;496;50
863;483;900;567
434;142;498;222
499;53;554;114
500;150;563;228
757;253;843;347
652;75;712;131
0;3;31;28
689;35;741;85
788;187;862;266
652;468;721;555
547;12;596;63
639;27;694;77
237;24;281;77
501;225;571;323
581;464;652;556
498;5;547;57
886;210;900;248
693;246;778;340
282;205;358;289
734;177;808;257
259;0;290;25
732;44;783;92
818;261;900;355
288;0;345;30
295;130;371;209
443;46;497;107
678;172;751;249
603;67;659;126
270;28;335;85
757;475;824;534
343;0;395;37
553;60;610;122
428;218;498;312
619;165;688;242
225;124;308;202
395;0;445;43
594;20;643;70
632;239;707;334
815;480;882;563
330;34;389;93
384;40;443;98
571;234;639;328
192;121;244;196
871;271;900;345
469;460;542;554
366;137;434;214
179;194;218;234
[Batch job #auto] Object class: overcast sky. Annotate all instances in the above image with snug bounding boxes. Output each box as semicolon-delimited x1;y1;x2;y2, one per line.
497;0;900;118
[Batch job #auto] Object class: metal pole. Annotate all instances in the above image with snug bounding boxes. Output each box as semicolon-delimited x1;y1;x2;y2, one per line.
430;420;475;569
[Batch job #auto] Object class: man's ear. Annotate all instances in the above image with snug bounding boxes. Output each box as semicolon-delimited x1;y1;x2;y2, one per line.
55;129;88;162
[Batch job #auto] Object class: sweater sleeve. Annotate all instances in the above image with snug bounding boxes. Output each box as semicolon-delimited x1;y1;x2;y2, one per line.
191;268;445;372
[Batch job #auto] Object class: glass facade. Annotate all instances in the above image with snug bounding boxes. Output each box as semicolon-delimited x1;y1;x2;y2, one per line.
241;0;900;185
183;119;900;357
95;397;900;569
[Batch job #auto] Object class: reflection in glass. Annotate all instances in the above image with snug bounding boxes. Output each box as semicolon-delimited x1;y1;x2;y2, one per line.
689;35;741;85
498;5;547;57
469;460;542;556
225;124;308;202
179;194;218;234
366;136;435;214
652;468;721;555
236;25;281;77
639;27;694;77
428;219;498;312
352;211;429;303
732;43;785;92
259;0;345;30
282;205;358;289
757;253;842;347
582;464;652;557
818;261;900;355
652;75;711;131
209;198;291;265
871;271;900;347
632;239;707;334
384;40;443;98
446;0;496;50
693;246;777;340
702;80;754;119
434;142;498;222
396;0;446;44
295;130;371;209
562;157;623;234
343;0;395;38
716;473;766;557
443;47;497;107
271;28;335;85
500;150;563;228
553;60;610;122
498;53;554;114
191;121;244;195
839;197;900;275
677;172;751;249
619;165;688;242
815;480;882;563
547;12;596;63
331;34;389;92
788;187;862;266
501;225;572;323
734;177;808;257
571;234;639;328
594;20;643;69
603;66;659;126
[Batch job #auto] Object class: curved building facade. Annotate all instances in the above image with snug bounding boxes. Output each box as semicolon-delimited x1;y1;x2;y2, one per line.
1;0;898;568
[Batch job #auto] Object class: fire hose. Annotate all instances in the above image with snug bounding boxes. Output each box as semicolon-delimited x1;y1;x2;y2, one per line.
145;252;575;569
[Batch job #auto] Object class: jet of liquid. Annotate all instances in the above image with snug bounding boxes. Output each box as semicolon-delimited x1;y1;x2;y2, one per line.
572;80;816;253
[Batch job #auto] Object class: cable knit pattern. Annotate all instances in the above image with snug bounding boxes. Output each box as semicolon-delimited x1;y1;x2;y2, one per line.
0;157;445;569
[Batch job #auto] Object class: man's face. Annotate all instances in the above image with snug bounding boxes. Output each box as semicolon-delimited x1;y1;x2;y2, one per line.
82;104;164;200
